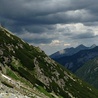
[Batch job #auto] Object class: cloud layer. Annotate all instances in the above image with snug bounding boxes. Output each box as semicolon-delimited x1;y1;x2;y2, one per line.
0;0;98;54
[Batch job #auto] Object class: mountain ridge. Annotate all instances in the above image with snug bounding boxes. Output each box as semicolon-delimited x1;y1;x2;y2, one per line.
50;44;96;59
53;45;98;72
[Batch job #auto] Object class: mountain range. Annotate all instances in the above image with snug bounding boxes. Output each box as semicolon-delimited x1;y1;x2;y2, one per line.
50;44;96;59
1;26;98;97
51;43;98;90
52;45;98;72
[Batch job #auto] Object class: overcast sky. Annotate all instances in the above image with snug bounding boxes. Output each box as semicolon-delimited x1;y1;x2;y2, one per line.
0;0;98;55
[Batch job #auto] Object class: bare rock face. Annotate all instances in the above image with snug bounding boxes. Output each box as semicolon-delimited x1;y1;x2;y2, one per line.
0;93;29;98
0;50;3;55
0;79;29;98
34;57;51;87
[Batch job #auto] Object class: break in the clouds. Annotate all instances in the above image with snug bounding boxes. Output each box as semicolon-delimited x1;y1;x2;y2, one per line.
0;0;98;55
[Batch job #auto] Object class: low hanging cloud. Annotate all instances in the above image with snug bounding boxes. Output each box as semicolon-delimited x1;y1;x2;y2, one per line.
17;31;56;44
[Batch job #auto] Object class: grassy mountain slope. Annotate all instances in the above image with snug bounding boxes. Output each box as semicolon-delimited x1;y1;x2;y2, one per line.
1;26;98;98
75;57;98;89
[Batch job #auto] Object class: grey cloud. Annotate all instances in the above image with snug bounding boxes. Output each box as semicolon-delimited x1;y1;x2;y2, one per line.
58;27;73;36
16;32;54;44
15;29;58;44
24;25;56;33
72;31;98;39
84;22;98;26
1;0;98;25
23;38;53;44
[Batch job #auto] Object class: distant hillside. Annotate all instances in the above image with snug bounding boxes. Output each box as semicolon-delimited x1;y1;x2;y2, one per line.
0;26;98;98
53;46;98;72
75;57;98;89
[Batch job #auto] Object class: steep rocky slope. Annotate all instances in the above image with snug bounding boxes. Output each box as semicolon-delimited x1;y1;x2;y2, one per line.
1;26;98;98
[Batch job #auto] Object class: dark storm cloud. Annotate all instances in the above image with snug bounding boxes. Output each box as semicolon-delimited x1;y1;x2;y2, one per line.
72;31;98;39
1;0;98;25
0;0;98;46
17;32;55;44
23;38;53;44
23;25;56;33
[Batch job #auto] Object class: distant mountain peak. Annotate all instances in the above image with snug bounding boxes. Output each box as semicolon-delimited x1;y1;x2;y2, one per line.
78;44;85;47
76;44;87;49
50;44;88;59
90;44;96;49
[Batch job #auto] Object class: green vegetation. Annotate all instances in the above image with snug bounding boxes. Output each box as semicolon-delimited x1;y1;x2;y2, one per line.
14;48;35;70
37;86;55;98
6;67;19;80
